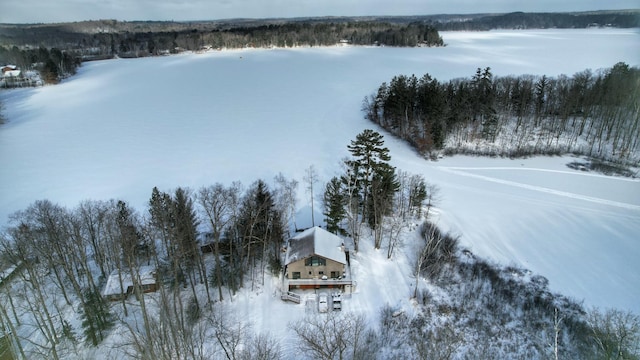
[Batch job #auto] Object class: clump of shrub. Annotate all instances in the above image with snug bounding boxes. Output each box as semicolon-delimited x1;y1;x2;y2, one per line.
567;159;636;177
412;221;633;358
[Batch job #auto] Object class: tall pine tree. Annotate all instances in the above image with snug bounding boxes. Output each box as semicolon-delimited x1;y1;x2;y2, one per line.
344;129;397;250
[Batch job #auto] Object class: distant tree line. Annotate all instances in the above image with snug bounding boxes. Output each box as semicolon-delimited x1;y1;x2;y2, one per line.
0;20;442;87
1;10;636;49
1;10;635;85
0;20;443;61
363;62;640;163
433;10;640;31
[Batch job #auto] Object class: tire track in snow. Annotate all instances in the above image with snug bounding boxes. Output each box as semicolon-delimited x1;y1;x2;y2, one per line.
438;166;640;211
443;166;639;182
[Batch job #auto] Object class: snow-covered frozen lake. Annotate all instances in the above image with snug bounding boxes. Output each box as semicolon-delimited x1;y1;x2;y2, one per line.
1;28;639;313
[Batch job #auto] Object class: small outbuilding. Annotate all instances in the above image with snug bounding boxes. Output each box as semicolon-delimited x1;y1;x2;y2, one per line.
102;265;158;301
1;65;20;78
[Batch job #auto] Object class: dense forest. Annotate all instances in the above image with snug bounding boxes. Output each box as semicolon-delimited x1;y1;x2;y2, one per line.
362;62;640;165
0;180;292;358
0;20;443;61
1;9;638;61
434;10;640;30
0;20;442;85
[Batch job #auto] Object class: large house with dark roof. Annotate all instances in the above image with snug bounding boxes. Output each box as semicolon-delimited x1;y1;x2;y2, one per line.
283;226;354;292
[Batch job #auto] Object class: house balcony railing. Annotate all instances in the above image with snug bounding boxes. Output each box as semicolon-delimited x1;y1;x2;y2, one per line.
285;277;354;288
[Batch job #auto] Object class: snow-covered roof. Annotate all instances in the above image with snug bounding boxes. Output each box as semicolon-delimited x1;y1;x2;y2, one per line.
2;70;21;77
0;263;18;282
285;226;345;265
102;265;156;297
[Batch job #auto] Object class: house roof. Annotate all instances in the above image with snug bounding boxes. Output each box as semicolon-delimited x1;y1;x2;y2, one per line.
285;226;345;265
102;265;156;297
1;65;18;74
2;70;21;77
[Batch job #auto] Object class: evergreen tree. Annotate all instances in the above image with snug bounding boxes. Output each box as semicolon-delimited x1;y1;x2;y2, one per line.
235;180;284;289
41;59;59;84
149;186;174;261
253;181;284;275
345;129;396;250
469;67;498;141
80;288;113;346
368;162;400;249
171;187;205;307
408;175;428;218
346;129;392;221
172;187;199;272
116;200;143;263
197;183;237;301
115;200;154;339
417;73;446;152
323;177;346;235
534;74;548;123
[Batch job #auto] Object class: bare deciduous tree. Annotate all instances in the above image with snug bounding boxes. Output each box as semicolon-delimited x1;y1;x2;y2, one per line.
414;222;458;298
2;223;63;360
587;307;640;360
424;183;440;220
273;173;298;236
384;212;406;259
340;158;362;252
289;312;370;360
410;322;462;360
208;307;251;360
303;165;318;227
241;332;282;360
198;183;237;302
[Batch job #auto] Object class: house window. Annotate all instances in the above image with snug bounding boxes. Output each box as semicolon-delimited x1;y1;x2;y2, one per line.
331;271;339;278
292;272;301;279
305;256;326;266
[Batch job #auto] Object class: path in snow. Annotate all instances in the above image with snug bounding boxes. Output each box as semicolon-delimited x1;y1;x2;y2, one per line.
438;166;640;211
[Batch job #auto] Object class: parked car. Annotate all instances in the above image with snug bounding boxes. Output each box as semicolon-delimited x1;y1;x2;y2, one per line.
318;293;328;313
332;293;342;311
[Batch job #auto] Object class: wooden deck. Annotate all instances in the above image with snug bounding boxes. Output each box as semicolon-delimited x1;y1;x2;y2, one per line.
284;277;355;291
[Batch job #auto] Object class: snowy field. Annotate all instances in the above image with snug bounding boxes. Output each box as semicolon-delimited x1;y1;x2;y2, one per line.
1;28;639;318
